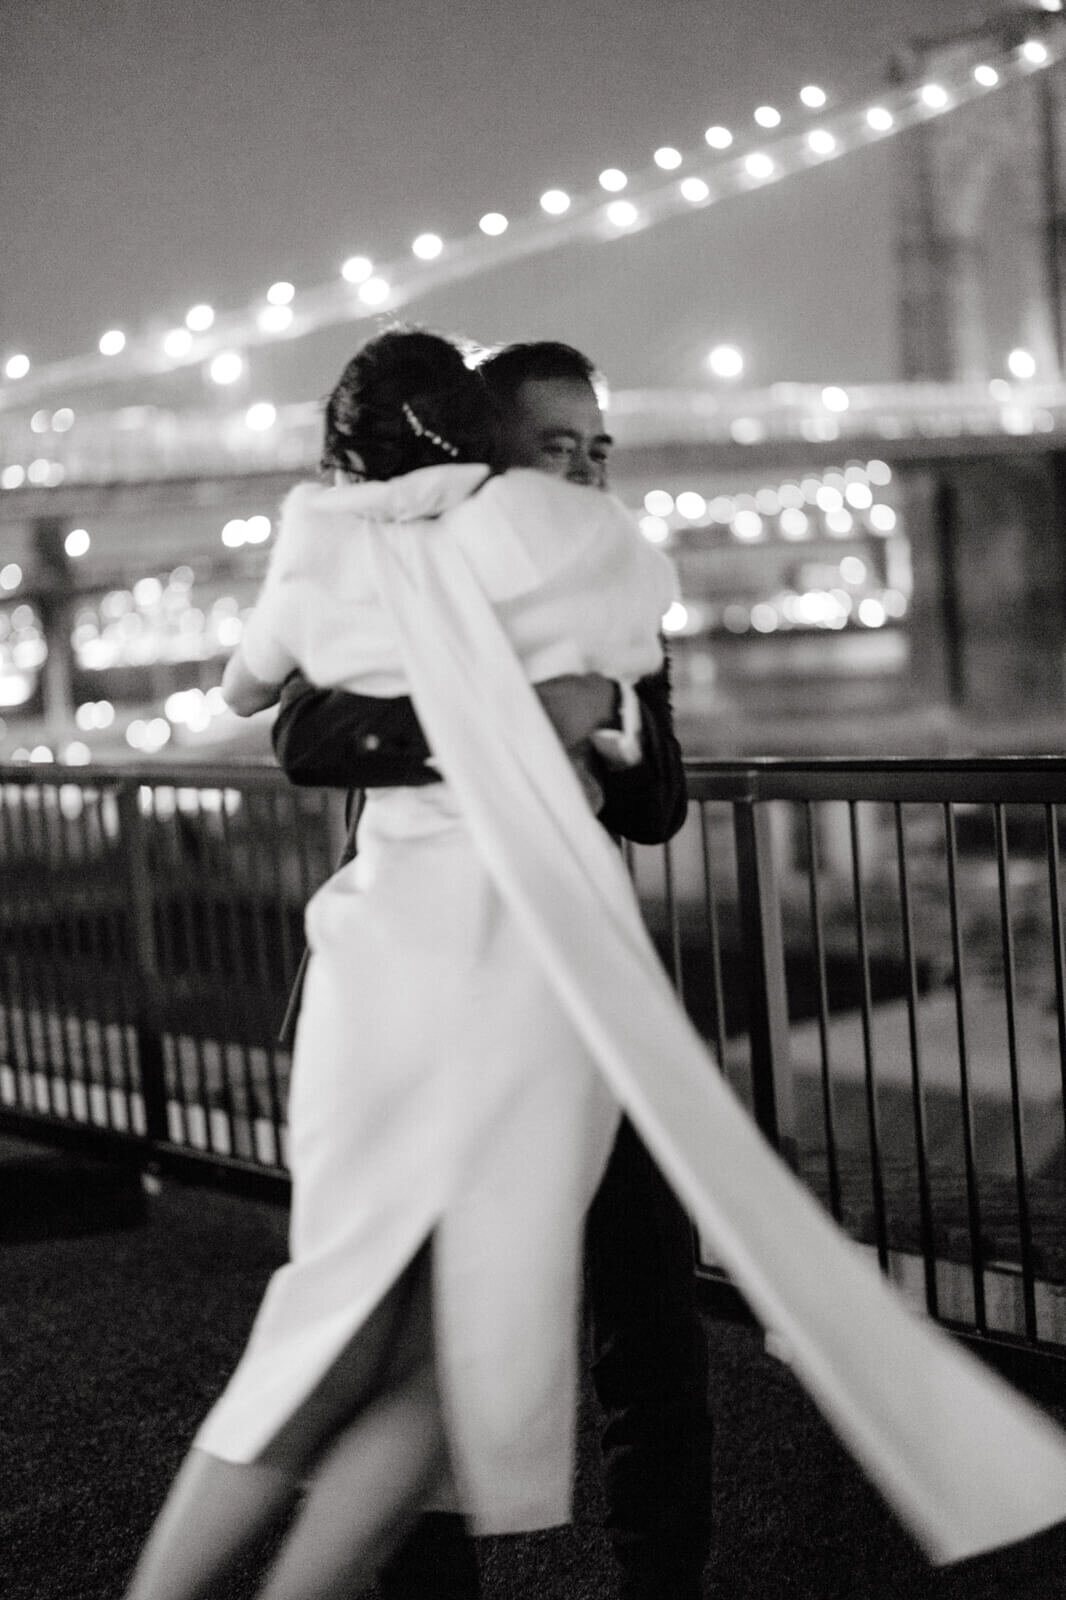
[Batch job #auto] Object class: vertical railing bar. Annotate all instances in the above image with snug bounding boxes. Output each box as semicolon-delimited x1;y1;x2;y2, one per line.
849;800;890;1274
993;803;1038;1339
732;797;797;1167
804;801;843;1223
102;783;152;1138
79;781;133;1118
894;802;938;1316
91;784;139;1113
1045;804;1066;1157
943;803;987;1333
34;784;72;1118
170;791;216;1152
52;779;98;1128
118;779;171;1152
149;786;189;1147
218;788;277;1163
0;785;35;1094
247;789;286;1154
193;788;240;1157
698;801;729;1076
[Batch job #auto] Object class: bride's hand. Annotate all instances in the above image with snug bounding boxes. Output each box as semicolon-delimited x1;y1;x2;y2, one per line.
534;674;617;751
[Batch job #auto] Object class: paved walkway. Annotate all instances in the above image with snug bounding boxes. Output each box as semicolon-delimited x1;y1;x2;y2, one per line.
3;1134;1066;1600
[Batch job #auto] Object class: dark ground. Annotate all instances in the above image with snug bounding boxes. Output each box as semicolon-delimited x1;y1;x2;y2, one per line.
3;1135;1066;1600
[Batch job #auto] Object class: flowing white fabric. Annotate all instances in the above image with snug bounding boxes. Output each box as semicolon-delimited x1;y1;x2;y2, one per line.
365;512;1066;1567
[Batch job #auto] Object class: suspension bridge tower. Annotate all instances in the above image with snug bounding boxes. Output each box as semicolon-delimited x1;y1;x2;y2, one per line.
891;9;1066;730
895;9;1066;383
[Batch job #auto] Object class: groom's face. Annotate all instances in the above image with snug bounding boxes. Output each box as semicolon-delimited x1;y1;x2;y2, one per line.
497;377;613;489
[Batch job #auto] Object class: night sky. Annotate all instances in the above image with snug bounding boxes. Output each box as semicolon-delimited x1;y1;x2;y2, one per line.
1;0;1027;404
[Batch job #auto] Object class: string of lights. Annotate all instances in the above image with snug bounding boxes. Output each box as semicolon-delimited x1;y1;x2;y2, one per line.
2;16;1064;416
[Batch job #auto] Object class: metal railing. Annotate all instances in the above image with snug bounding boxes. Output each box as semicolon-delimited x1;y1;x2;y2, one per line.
3;756;1066;1369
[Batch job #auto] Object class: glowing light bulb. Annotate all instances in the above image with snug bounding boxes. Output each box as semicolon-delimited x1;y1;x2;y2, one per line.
800;85;827;108
606;200;638;227
640;516;670;544
973;64;999;87
754;105;781;128
704;125;733;149
744;152;775;181
680;177;710;203
866;106;894;132
245;402;277;431
807;129;837;156
99;329;126;356
4;354;30;379
920;83;949;109
1007;347;1037;379
707;344;744;379
358;276;391;306
676;491;707;520
654;146;682;170
185;303;215;332
209;351;243;385
341;255;373;283
479;212;508;235
267;281;295;305
540;189;571;215
412;233;443;260
1022;39;1050;64
644;490;674;516
821;385;850;412
163;327;193;358
599;168;628;191
64;528;90;558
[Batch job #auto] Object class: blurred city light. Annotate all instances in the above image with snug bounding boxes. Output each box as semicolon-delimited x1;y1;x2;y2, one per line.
920;83;950;109
245;402;277;430
540;189;571;214
704;125;733;149
479;212;508;235
341;255;373;283
1007;347;1037;379
866;106;894;131
800;85;827;108
209;351;243;384
744;152;775;180
99;329;126;355
598;168;628;191
412;233;444;260
266;281;295;305
680;177;710;203
606;200;639;227
807;129;838;156
707;344;744;379
654;146;683;169
358;276;391;305
185;303;215;331
4;353;30;379
973;64;999;87
754;105;781;128
64;528;91;558
163;328;193;358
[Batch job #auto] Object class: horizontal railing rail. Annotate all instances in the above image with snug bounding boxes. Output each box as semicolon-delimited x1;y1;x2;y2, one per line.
3;755;1066;1371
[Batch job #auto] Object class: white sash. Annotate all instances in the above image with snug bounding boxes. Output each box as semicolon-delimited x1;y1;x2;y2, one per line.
366;516;1066;1565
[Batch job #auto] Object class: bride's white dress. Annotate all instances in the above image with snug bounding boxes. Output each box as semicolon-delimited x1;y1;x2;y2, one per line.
199;462;1066;1562
193;465;674;1533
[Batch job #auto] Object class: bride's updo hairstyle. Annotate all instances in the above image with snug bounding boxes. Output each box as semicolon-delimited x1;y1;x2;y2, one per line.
321;325;494;481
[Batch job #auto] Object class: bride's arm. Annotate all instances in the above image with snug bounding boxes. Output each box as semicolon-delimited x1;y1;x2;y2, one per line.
221;646;284;717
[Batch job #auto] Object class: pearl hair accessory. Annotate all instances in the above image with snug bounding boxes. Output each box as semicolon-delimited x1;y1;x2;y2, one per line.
401;400;460;458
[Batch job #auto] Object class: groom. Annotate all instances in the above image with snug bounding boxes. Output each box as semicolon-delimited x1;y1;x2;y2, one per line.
271;339;714;1600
